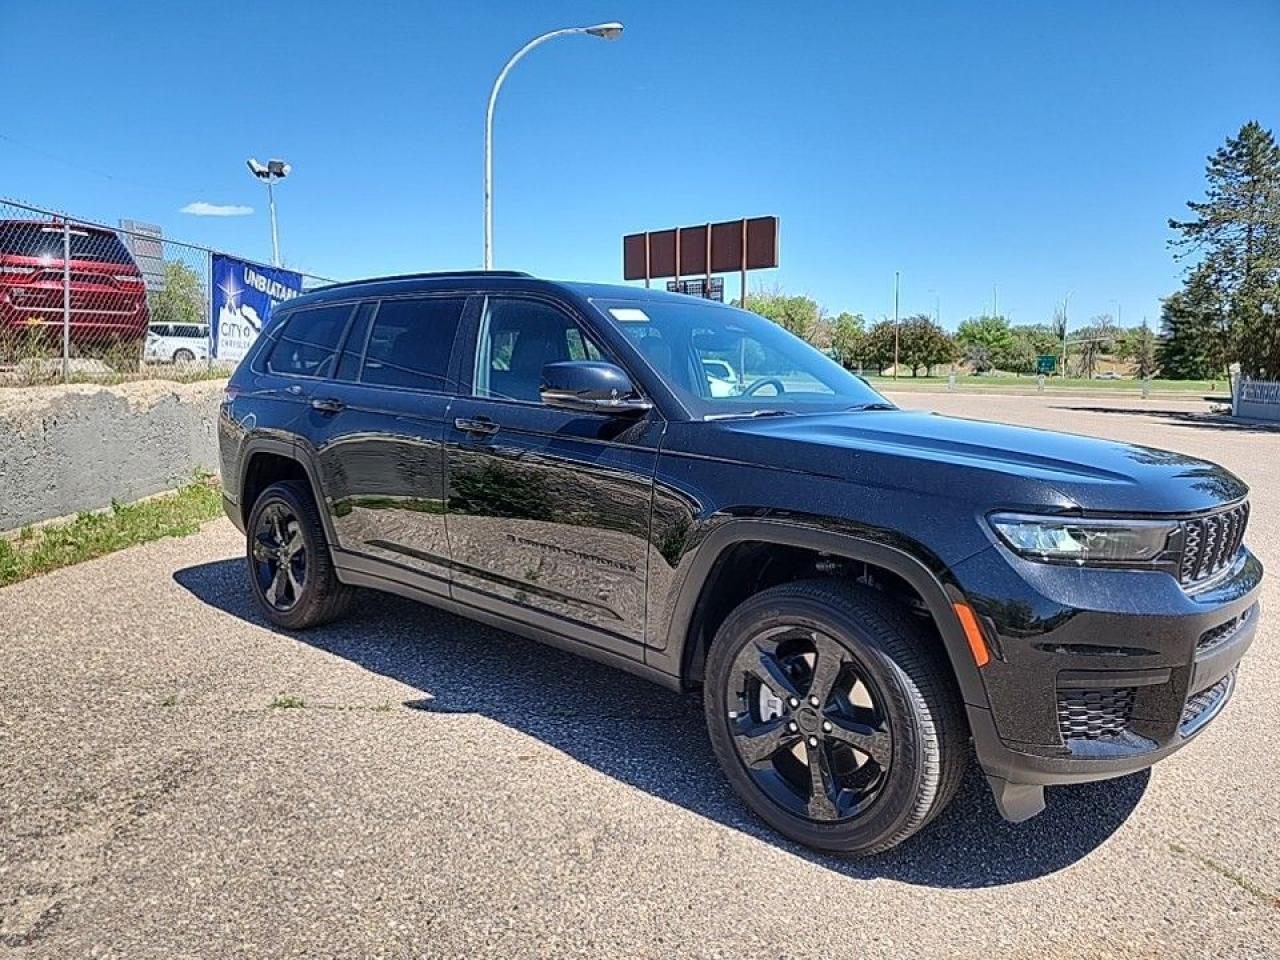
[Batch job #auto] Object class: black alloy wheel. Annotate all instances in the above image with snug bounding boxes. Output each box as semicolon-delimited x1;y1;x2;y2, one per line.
245;480;353;630
704;580;967;854
727;625;892;822
252;500;307;612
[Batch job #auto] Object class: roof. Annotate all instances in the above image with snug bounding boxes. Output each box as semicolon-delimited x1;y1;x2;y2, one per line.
287;271;718;311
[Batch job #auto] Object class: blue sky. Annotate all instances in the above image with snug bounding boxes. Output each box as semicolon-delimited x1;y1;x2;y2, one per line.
2;0;1277;330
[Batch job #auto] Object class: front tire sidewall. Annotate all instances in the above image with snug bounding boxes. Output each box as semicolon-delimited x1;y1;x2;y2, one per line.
705;592;939;854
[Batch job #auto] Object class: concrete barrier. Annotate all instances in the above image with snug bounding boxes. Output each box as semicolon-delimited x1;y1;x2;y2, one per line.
0;379;226;531
1233;378;1280;423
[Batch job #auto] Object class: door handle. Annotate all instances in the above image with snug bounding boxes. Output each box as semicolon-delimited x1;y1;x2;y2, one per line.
310;396;346;413
454;416;500;436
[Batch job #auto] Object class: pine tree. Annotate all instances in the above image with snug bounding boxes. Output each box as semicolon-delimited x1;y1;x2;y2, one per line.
1156;266;1227;379
1168;121;1280;377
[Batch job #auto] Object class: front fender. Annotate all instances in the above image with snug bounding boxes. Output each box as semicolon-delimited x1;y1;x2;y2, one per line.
644;518;990;712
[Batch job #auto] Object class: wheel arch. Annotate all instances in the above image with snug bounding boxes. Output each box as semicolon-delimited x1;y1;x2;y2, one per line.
237;438;336;544
658;520;989;710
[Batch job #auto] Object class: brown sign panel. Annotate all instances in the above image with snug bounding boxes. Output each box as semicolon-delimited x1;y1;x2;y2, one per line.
679;224;708;277
709;220;745;273
621;233;648;281
623;216;779;281
745;216;779;271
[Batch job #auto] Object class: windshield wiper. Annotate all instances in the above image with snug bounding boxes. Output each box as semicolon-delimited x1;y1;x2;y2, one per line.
844;402;896;412
703;409;795;421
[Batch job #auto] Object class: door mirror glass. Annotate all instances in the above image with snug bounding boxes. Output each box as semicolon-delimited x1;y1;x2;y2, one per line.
540;361;652;416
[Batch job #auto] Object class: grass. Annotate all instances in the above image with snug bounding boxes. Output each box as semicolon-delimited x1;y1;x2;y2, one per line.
863;373;1224;393
0;472;223;587
269;694;307;709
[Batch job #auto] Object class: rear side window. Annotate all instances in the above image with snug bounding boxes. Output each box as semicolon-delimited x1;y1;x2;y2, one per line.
267;304;353;378
361;297;466;392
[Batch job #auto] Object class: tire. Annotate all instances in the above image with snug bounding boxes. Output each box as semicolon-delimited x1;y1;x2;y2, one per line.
172;348;195;364
704;579;967;855
245;480;354;630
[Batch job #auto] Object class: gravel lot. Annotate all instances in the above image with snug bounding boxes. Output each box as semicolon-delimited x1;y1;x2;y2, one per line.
2;393;1277;959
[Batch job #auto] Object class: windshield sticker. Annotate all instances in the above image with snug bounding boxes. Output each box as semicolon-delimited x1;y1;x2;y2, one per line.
609;307;650;324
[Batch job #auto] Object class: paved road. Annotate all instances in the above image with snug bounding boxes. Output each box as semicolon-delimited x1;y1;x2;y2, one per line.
2;394;1277;959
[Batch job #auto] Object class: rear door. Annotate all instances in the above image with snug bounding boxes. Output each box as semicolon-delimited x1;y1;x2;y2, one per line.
304;293;476;597
444;294;662;658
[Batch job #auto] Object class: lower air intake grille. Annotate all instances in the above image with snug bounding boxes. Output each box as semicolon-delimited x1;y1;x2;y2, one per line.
1181;675;1232;732
1057;687;1135;741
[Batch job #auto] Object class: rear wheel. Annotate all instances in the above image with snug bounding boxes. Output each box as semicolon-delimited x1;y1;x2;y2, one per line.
704;579;967;854
246;480;353;629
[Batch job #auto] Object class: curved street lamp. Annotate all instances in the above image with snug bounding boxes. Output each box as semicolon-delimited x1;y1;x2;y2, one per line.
483;22;623;269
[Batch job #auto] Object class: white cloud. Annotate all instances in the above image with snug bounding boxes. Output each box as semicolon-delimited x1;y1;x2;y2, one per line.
180;201;254;217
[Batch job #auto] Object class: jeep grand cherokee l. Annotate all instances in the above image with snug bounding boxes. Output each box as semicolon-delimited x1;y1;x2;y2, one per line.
218;271;1260;854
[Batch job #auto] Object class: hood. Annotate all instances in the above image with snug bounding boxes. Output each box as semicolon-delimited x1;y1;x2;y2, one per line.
719;409;1247;514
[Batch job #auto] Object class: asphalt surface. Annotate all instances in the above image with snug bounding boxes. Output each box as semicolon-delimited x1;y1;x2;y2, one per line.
2;393;1278;959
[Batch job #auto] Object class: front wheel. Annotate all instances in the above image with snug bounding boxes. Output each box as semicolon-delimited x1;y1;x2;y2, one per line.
246;480;353;630
704;579;967;854
172;348;195;364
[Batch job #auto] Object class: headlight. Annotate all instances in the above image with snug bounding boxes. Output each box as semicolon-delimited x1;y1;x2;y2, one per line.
989;513;1178;564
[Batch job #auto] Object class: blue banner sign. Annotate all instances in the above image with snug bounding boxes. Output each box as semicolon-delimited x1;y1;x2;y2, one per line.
211;254;303;362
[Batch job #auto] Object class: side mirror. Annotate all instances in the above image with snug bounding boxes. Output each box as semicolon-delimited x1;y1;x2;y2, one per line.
540;361;652;416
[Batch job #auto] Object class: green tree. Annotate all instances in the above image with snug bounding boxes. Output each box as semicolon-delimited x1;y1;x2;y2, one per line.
743;288;822;343
1156;266;1228;379
1169;121;1280;377
898;314;956;376
1002;332;1038;374
829;311;865;368
1130;319;1158;379
955;315;1014;372
148;260;206;327
863;319;897;373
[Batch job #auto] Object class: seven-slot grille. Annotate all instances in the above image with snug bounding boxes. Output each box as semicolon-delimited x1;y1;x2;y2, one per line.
1179;502;1249;586
1056;687;1135;741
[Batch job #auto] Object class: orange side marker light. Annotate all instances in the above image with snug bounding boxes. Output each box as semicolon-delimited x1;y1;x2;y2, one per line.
953;602;991;667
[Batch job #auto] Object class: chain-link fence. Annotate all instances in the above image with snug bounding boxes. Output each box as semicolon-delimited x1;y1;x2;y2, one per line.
0;198;333;386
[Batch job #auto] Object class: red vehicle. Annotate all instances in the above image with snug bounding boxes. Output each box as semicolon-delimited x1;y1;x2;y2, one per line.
0;220;150;357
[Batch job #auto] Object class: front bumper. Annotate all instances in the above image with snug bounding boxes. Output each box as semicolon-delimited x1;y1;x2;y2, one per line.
951;545;1261;818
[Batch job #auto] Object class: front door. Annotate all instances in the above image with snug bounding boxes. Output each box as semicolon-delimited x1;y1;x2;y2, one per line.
444;295;662;658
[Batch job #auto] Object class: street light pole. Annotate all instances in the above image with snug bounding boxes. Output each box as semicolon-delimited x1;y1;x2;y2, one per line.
247;158;291;267
483;22;623;270
266;179;280;267
893;270;900;381
1061;291;1072;377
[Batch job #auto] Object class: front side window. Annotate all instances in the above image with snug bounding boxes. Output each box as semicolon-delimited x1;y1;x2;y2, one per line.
267;304;353;378
593;298;888;418
473;298;604;403
360;297;466;392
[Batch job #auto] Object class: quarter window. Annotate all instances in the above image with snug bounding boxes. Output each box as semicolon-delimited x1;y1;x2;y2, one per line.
360;297;466;392
267;304;353;378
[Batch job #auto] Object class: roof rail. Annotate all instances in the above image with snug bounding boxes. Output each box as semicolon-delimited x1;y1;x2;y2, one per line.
314;269;533;291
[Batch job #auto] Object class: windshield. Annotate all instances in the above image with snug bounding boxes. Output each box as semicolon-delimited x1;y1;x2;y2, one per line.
592;297;891;418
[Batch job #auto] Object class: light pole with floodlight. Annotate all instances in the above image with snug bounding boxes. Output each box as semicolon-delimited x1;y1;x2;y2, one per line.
247;157;291;267
483;22;622;270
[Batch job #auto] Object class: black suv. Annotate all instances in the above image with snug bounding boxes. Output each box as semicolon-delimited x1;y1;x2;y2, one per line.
218;271;1260;854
